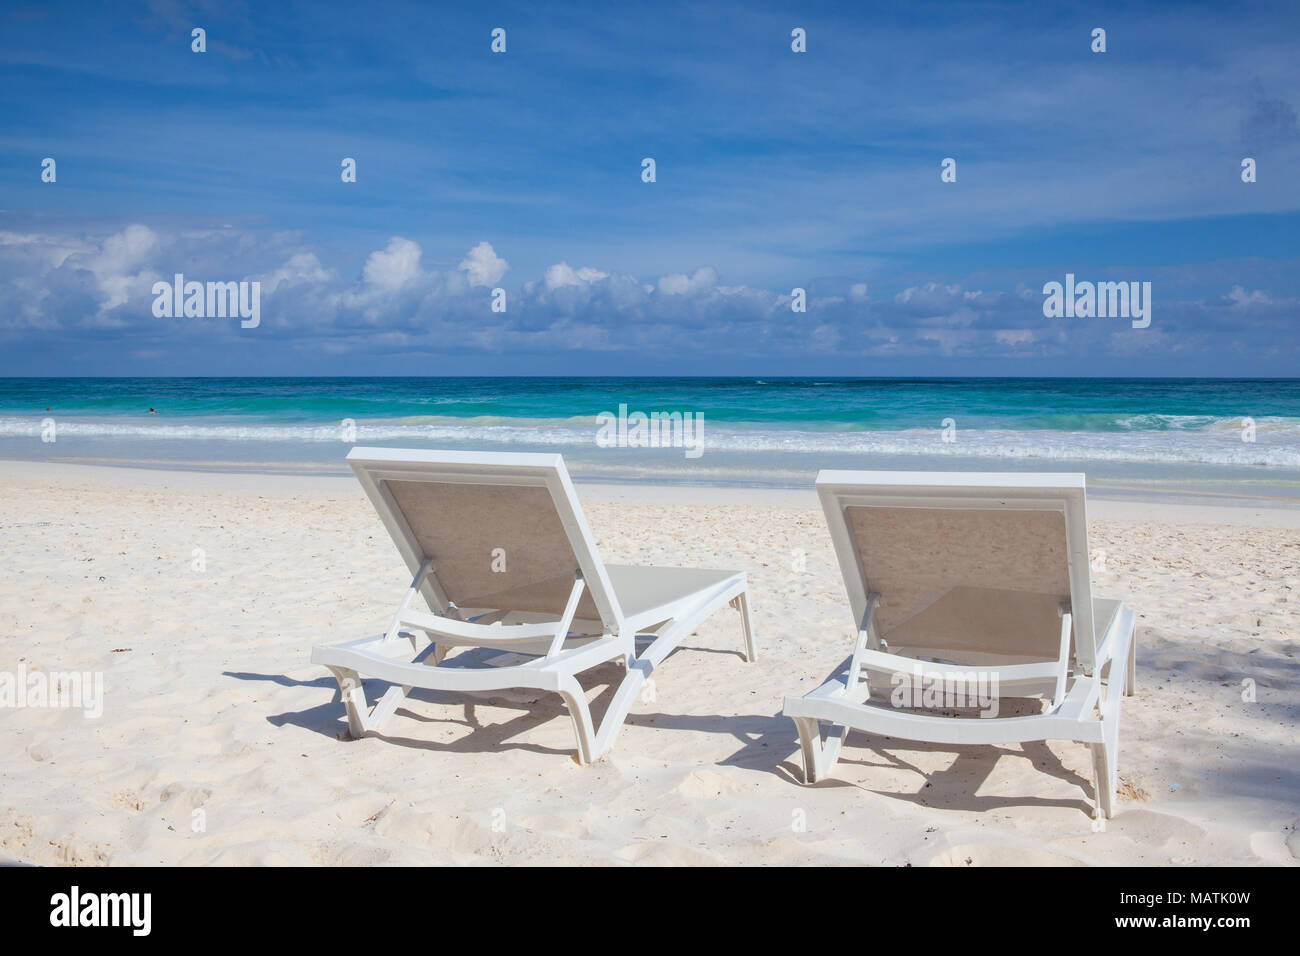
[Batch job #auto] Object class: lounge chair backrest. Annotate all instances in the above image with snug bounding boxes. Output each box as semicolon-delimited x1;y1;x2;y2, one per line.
347;448;624;633
816;471;1097;672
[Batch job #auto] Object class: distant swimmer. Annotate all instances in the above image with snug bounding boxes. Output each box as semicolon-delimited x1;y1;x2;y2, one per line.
148;408;157;414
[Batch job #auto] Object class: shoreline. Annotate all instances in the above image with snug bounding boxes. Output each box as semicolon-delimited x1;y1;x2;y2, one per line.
4;457;1300;526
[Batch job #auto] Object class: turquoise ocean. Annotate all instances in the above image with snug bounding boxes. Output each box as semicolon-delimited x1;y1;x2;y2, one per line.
3;377;1300;503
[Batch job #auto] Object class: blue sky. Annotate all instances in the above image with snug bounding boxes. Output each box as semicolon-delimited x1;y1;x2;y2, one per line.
1;0;1297;375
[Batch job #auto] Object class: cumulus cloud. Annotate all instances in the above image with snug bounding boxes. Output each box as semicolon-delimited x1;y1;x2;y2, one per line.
362;237;422;290
0;224;1295;371
543;261;609;290
458;241;508;288
259;252;331;293
0;231;92;270
656;267;717;295
88;223;160;310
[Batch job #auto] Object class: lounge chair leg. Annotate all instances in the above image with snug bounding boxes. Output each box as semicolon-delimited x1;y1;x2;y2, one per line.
1090;636;1129;818
793;717;846;784
367;684;411;732
793;717;820;783
1125;626;1137;696
326;666;370;739
326;666;412;737
556;675;599;765
731;592;757;662
1090;741;1115;819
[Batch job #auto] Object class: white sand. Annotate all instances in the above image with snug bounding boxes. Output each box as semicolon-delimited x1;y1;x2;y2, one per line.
1;460;1297;866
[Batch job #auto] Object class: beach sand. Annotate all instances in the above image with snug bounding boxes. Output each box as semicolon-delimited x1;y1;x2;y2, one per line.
1;460;1297;866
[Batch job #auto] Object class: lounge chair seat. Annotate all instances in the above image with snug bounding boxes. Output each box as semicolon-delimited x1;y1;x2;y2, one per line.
782;470;1137;818
604;565;745;630
311;448;756;764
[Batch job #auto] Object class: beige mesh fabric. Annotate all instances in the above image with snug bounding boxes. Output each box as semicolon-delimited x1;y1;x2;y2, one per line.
385;478;600;620
846;505;1071;665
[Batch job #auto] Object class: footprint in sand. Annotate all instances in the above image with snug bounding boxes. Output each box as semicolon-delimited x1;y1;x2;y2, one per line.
158;783;213;814
105;789;148;812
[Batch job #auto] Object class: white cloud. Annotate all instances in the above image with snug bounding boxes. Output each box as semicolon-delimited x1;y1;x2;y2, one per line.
895;282;962;306
1;223;1294;372
656;266;717;295
458;241;508;287
259;252;331;293
1227;284;1272;308
87;223;159;309
544;261;608;290
362;237;422;290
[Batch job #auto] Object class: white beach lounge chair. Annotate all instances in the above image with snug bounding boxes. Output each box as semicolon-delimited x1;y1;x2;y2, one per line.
782;471;1137;817
312;448;755;763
